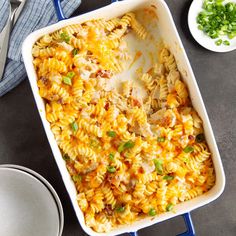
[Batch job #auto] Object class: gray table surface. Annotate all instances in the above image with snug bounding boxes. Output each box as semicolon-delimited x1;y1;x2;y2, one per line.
0;0;235;235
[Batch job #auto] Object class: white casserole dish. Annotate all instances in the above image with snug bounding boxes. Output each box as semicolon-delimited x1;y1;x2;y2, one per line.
22;0;225;235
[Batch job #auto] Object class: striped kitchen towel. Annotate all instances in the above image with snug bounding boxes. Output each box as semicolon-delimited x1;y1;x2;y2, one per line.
0;0;81;97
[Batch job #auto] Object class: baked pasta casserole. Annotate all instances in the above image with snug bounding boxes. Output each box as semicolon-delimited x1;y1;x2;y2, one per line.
32;12;215;233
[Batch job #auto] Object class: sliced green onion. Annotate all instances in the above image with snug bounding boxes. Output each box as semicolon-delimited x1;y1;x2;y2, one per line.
148;208;156;216
228;32;236;39
153;159;163;174
215;39;223;45
183;146;194;153
124;152;131;158
196;133;205;143
118;143;125;153
226;2;235;11
210;31;219;39
198;25;204;30
72;174;82;183
123;140;135;149
72;48;78;56
118;140;135;153
107;166;116;173
166;203;174;212
116;206;125;212
183;157;190;163
71;122;78;132
223;40;230;45
109;153;115;161
157;137;165;142
107;131;117;138
67;71;75;78
60;32;70;43
63;76;72;86
163;175;174;181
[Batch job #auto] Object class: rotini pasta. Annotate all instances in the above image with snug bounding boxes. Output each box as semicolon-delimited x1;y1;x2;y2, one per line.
33;12;215;233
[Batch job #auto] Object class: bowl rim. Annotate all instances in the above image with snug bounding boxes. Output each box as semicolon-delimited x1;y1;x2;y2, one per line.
0;164;64;236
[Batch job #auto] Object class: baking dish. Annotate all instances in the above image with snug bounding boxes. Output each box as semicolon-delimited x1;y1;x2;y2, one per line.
22;0;225;235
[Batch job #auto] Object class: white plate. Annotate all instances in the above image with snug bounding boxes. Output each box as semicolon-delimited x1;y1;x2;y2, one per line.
0;168;60;236
188;0;236;52
0;164;64;236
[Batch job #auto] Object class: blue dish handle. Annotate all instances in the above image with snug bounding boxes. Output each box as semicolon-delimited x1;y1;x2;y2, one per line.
53;0;122;21
177;213;195;236
129;213;195;236
53;0;66;21
52;1;195;235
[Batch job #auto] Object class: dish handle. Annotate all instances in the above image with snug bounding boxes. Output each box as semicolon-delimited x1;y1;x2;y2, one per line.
53;0;66;21
129;213;195;236
53;0;122;21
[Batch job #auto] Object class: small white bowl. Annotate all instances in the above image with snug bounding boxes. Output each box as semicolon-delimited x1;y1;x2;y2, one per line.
188;0;236;52
0;167;60;236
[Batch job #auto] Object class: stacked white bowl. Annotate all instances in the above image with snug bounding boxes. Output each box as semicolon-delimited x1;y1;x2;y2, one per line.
0;164;64;236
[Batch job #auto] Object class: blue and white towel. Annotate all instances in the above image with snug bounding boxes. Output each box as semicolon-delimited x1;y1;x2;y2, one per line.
0;0;81;97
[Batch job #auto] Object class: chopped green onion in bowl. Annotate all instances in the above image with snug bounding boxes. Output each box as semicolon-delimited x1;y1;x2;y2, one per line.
215;39;223;46
196;0;236;46
189;0;236;52
223;40;230;45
